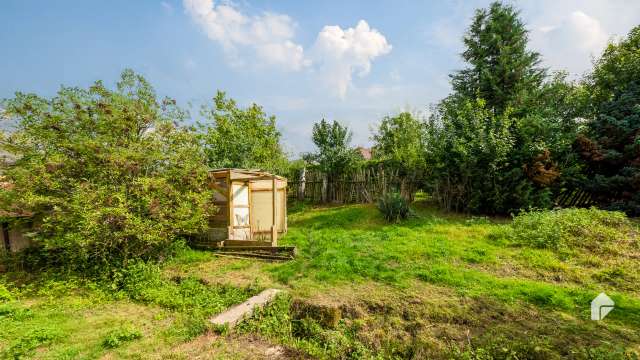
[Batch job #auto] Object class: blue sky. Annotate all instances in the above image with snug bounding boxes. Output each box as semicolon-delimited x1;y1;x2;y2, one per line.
1;1;639;155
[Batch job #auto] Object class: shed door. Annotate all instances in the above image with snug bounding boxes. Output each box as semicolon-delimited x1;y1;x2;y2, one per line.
231;182;251;240
250;185;274;241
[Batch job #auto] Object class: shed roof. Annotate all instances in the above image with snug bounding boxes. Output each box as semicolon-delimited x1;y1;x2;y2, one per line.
209;168;286;181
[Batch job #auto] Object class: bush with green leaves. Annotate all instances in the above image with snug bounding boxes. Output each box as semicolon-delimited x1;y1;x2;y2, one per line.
101;325;142;349
377;192;411;223
0;70;212;272
507;207;637;251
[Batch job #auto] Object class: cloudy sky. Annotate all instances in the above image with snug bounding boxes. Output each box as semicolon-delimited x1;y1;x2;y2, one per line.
1;1;638;155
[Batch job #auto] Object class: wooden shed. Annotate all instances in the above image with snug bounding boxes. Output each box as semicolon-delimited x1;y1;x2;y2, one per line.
207;169;287;247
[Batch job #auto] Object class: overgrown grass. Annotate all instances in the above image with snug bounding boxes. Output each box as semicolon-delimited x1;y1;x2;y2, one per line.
0;259;258;358
2;201;639;359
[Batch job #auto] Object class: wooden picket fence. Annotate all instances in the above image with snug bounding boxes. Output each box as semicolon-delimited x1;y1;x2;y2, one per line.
287;167;421;204
556;187;596;208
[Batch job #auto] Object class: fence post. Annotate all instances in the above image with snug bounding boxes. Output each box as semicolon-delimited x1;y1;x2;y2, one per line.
297;167;306;201
321;173;328;203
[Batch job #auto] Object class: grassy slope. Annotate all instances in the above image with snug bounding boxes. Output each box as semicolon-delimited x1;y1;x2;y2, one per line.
1;201;639;359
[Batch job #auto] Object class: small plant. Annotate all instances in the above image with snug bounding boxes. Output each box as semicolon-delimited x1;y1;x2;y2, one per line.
377;192;411;223
0;283;13;302
102;325;142;349
1;328;60;358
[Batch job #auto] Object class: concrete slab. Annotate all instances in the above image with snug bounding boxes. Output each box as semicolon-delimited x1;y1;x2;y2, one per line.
210;288;282;328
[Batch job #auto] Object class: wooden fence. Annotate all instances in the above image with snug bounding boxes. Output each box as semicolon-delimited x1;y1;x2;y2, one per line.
287;167;422;204
556;187;596;208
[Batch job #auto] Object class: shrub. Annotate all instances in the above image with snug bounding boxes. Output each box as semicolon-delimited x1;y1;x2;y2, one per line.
507;207;637;251
377;192;411;223
0;283;13;302
0;70;212;272
101;325;142;348
1;328;60;358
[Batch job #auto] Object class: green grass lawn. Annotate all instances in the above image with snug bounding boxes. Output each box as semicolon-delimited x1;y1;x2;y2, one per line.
1;200;639;359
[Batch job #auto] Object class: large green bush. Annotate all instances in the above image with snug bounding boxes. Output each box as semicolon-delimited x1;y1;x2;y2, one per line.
508;208;637;251
0;70;212;272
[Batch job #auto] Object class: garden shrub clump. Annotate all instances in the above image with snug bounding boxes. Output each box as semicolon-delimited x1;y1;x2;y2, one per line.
101;325;142;349
0;70;213;274
377;192;411;223
507;207;637;251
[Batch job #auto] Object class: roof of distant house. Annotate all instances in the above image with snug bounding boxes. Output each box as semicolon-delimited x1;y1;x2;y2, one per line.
356;147;372;160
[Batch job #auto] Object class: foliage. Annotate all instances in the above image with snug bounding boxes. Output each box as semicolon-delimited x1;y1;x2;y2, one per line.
577;26;640;215
372;112;425;172
377;192;411;223
425;98;522;213
307;119;361;178
0;70;212;272
0;282;12;302
372;112;426;200
102;325;142;348
506;207;637;251
238;294;373;359
426;2;584;214
201;91;289;174
0;327;60;359
450;1;545;116
114;261;252;319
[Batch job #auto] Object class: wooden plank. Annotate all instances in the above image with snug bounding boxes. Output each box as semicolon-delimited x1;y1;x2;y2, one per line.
248;181;253;241
218;245;296;253
227;171;233;240
224;240;273;247
272;177;277;247
209;288;282;329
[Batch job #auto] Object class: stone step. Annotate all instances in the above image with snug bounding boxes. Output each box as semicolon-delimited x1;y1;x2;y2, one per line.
209;288;282;329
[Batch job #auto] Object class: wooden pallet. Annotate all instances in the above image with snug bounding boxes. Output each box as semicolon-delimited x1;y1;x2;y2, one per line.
191;242;297;261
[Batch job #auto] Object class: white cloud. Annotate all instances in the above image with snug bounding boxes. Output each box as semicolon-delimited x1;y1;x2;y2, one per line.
530;10;610;76
184;1;393;98
311;20;392;99
422;1;639;77
183;0;309;71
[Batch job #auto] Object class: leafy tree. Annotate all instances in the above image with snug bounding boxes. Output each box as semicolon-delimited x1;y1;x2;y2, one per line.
306;119;360;202
372;112;426;199
426;1;584;214
372;112;425;171
308;119;360;177
426;98;518;212
0;70;212;271
577;26;640;215
201;91;288;174
451;1;545;116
